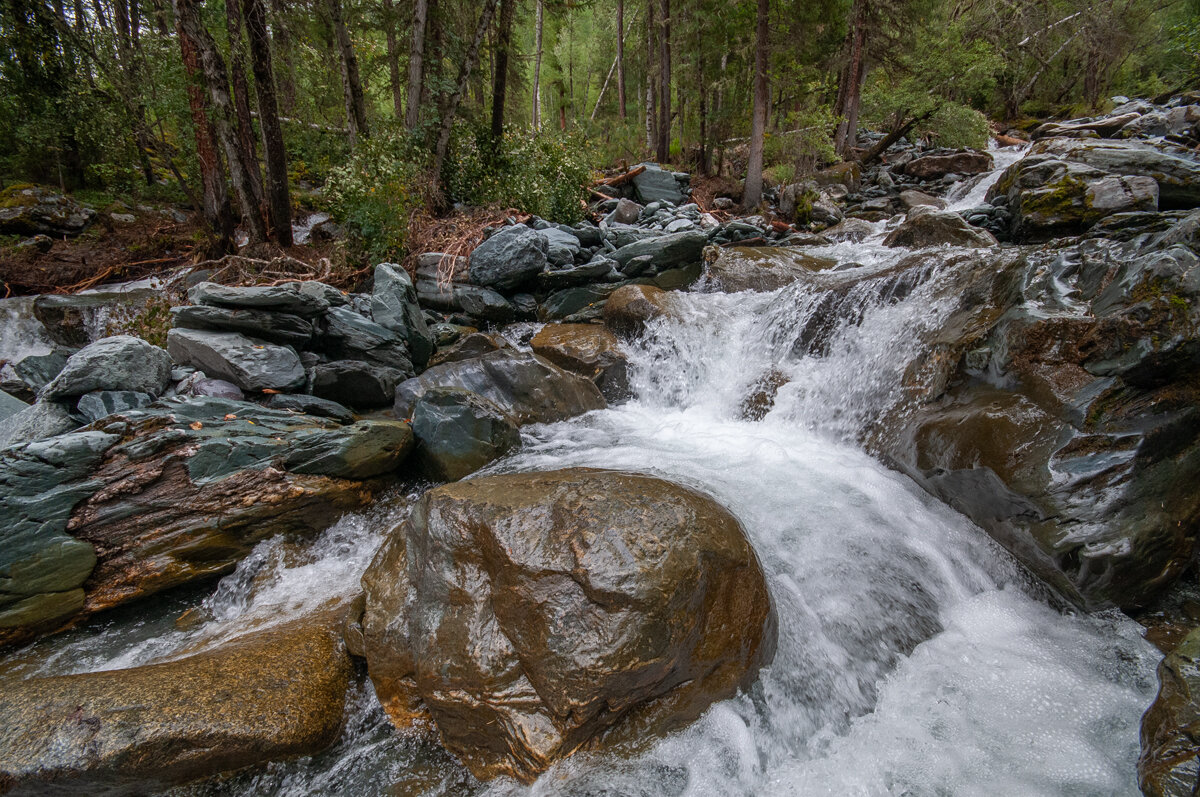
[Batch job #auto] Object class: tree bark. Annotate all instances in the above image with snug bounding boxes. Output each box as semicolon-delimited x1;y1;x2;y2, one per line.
226;0;267;229
241;0;292;246
432;0;499;190
327;0;368;149
490;0;515;142
405;0;428;128
645;0;656;151
743;0;768;209
382;0;403;119
656;0;670;162
834;0;867;157
531;0;543;127
617;0;627;119
268;0;296;113
173;0;266;245
173;2;234;253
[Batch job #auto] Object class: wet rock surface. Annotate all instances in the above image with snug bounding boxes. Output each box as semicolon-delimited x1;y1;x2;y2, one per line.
1141;627;1200;797
409;387;521;481
358;468;776;782
529;323;630;401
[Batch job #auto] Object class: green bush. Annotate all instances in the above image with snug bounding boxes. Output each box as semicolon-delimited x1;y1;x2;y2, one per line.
923;103;991;150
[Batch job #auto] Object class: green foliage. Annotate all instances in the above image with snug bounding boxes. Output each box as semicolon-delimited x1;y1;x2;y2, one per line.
103;294;181;348
924;104;990;150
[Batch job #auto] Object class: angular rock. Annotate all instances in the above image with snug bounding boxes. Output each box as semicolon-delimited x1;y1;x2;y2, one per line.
538;227;582;267
315;306;414;373
409;387;521;481
899;190;948;211
0;400;80;450
602;284;676;337
1140;627;1200;797
427;332;511;368
610;230;707;272
530;324;630;401
167;328;306;393
358;468;776;782
538;258;617;290
171;304;314;348
883;205;999;248
605;198;643;225
0;389;28;422
632;164;687;205
416;280;515;323
371;264;434;369
41;336;172;400
0;614;352;794
707;247;838;292
311;360;407;409
188;281;329;317
75;390;153;423
538;284;623;322
0;187;95;237
1031;137;1200;207
7;351;69;400
266;393;355;424
468;226;549;293
33;289;157;347
188;378;244;400
394;350;605;425
904;151;993;180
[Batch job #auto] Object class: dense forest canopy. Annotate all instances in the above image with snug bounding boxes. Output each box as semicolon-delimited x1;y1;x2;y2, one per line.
1;0;1197;257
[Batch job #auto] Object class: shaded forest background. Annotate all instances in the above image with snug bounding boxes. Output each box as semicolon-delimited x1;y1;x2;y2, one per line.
1;0;1198;261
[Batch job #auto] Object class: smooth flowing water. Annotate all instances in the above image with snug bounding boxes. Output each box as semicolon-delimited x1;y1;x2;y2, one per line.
7;157;1159;796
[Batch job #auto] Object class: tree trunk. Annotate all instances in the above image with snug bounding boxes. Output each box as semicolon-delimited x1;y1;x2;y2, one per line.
743;0;768;209
645;0;656;151
405;0;428;129
268;0;296;113
617;0;626;119
834;0;867;157
531;0;543;128
491;0;515;142
432;0;499;191
656;0;670;162
241;0;292;246
173;0;266;245
173;2;234;253
382;0;403;119
327;0;368;149
226;0;267;229
857;109;935;165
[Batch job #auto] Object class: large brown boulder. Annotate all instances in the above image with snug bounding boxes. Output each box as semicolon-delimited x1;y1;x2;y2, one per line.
903;150;993;180
530;323;630;401
705;246;837;292
883;205;998;249
601;284;677;337
357;468;776;782
0;612;351;795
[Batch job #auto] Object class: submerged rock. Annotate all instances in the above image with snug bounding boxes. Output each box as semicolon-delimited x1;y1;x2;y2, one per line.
0;613;352;795
358;468;775;782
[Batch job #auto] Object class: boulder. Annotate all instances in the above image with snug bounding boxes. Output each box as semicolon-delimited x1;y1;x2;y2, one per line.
167;328;305;393
393;350;605;425
707;246;838;292
170;304;314;348
815;162;862;191
188;378;244;400
609;230;707;272
0;397;405;647
41;336;172;400
75;390;153;423
4;351;68;401
538;284;624;322
358;468;776;782
1140;627;1200;797
824;218;878;242
311;360;407;409
538;227;582;267
632;164;688;205
266;393;355;424
605;198;643;225
427;331;511;368
883;205;999;248
538;258;617;290
602;284;676;337
468;226;549;293
529;324;630;401
0;389;28;422
0;186;95;237
188;281;329;317
409;387;521;481
32;290;157;348
0;614;351;795
904;151;993;180
1030;137;1200;207
371;264;434;369
415;280;516;323
315;306;414;373
0;400;79;449
899;190;948;211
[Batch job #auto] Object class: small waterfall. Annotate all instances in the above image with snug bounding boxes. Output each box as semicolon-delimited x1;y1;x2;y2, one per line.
944;143;1029;211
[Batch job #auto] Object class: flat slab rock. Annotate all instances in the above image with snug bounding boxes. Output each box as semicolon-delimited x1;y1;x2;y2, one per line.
166;328;306;393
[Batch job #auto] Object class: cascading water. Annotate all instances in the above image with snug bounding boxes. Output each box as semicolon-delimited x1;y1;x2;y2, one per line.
7;155;1159;796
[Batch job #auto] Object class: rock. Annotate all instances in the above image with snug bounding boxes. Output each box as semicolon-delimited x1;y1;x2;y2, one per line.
538;284;623;322
188;378;244;400
41;336;172;400
0;186;96;236
394;350;605;425
428;331;511;367
0;400;79;449
811;194;845;226
16;234;53;253
530;324;630;401
171;305;314;348
778;182;816;222
0;614;352;794
266;393;355;424
1121;105;1200;140
1020;138;1200;208
899;190;948;211
0;397;404;646
824;218;877;242
416;279;515;323
0;389;27;422
602;284;676;337
707;247;838;292
609;230;707;272
315;306;414;373
358;468;776;782
883;205;999;248
75;390;154;423
1140;627;1200;797
409;387;521;481
713;197;736;211
371;264;434;369
606;197;643;225
468;226;549;293
8;351;69;400
815;162;862;191
632;164;688;205
538;227;582;267
1032;112;1143;139
538;258;616;290
32;289;157;348
311;360;407;409
167;329;306;393
188;281;329;317
904;151;993;180
296;280;349;307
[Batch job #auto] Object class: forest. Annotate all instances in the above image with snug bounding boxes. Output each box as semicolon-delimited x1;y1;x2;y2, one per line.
2;0;1197;264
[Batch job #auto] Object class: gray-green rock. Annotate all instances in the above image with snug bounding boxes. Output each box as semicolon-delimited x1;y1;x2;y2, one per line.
372;263;434;368
410;387;520;481
75;390;153;423
171;304;314;347
0;400;80;449
0;390;28;422
166;328;306;393
188;281;329;317
41;336;172;399
883;205;999;249
468;226;549;293
266;393;355;424
610;230;707;272
315;306;414;373
311;360;407;409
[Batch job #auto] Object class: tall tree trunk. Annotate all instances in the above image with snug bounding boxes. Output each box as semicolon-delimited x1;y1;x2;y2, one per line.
432;0;499;191
743;0;768;209
174;2;233;253
242;0;292;246
834;0;867;158
173;0;266;244
73;0;84;30
268;0;296;113
617;0;626;119
656;0;670;162
490;0;515;142
327;0;368;149
645;0;656;151
381;0;403;118
226;0;267;229
405;0;428;128
531;0;543;127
